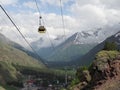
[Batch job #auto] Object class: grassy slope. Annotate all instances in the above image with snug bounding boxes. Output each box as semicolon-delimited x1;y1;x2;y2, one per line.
0;34;46;86
0;43;45;68
47;44;96;62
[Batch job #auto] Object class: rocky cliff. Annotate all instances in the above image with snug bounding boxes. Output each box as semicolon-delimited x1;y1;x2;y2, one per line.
72;50;120;90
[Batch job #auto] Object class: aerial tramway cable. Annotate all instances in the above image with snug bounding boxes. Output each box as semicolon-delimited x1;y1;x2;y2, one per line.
34;0;68;62
34;0;41;16
34;0;55;50
59;1;68;84
0;14;23;41
0;4;46;65
35;0;46;33
60;0;66;39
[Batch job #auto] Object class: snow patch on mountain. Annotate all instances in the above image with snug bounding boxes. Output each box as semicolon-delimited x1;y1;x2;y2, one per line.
73;24;120;45
31;23;120;49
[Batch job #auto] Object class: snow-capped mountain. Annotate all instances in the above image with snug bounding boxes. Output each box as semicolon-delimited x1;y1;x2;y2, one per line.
73;24;120;45
31;23;120;50
74;30;120;66
45;31;99;67
107;31;120;47
114;32;120;45
72;31;99;44
30;23;120;67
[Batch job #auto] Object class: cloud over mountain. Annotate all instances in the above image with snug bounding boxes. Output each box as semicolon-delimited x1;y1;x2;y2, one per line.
0;0;120;48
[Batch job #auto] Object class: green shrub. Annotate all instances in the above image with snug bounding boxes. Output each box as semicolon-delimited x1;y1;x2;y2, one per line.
75;66;91;83
103;41;117;51
70;78;80;86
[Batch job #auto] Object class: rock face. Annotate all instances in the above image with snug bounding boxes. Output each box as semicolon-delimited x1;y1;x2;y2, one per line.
73;50;120;90
90;51;120;81
89;51;120;90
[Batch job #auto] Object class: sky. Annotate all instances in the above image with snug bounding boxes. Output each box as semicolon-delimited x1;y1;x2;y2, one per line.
0;0;120;47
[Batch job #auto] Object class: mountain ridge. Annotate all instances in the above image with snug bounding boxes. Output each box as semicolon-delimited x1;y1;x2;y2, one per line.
45;32;98;67
75;30;120;66
0;33;46;86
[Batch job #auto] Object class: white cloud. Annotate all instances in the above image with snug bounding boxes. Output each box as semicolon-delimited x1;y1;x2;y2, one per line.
71;0;101;6
0;0;18;5
101;0;120;9
40;0;69;7
1;0;120;48
23;1;36;9
70;0;120;30
0;9;40;46
71;4;107;30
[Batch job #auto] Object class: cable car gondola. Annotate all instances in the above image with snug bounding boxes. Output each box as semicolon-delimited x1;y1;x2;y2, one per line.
38;16;46;33
38;26;46;33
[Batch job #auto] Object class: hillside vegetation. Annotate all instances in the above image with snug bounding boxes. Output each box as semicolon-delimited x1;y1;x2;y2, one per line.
0;33;46;88
0;44;45;68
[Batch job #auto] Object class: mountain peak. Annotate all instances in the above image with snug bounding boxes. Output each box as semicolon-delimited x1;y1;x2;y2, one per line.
74;32;92;44
115;31;120;38
70;31;100;45
73;32;92;38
